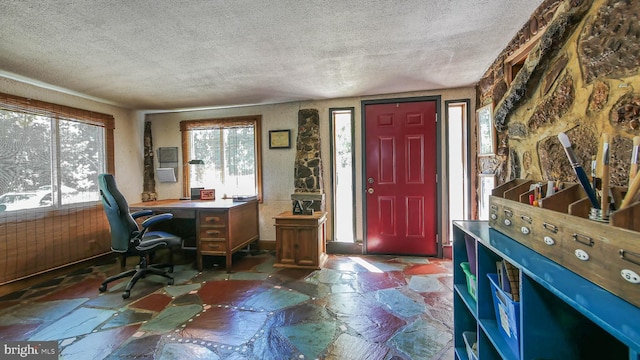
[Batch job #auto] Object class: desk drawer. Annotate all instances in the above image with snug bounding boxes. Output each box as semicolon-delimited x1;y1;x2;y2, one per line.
200;211;228;226
200;227;227;239
200;239;228;253
152;208;195;219
170;209;196;218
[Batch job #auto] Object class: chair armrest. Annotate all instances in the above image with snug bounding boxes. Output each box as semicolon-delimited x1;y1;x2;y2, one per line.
141;213;174;228
136;238;167;251
136;231;181;251
131;209;154;219
136;237;174;251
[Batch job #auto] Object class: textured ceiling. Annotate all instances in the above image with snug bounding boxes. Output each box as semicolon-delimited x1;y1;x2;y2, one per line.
0;1;543;110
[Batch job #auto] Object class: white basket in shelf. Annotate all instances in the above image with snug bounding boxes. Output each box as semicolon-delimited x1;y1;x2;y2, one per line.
463;331;478;360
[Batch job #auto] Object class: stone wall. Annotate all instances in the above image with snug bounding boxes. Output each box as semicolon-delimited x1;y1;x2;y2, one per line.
476;0;567;185
476;0;640;210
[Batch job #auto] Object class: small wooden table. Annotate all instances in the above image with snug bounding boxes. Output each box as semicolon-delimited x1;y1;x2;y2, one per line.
130;199;259;272
273;211;327;269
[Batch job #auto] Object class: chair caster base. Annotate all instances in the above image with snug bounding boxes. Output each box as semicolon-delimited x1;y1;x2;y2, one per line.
122;290;130;299
99;284;107;292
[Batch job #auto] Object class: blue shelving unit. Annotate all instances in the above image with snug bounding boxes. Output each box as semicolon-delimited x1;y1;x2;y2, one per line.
453;220;640;360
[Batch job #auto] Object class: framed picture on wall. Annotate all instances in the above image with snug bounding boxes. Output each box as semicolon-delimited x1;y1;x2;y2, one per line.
477;103;496;156
478;173;496;220
269;129;291;149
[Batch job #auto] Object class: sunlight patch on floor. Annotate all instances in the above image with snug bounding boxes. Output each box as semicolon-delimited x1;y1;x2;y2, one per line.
349;257;384;273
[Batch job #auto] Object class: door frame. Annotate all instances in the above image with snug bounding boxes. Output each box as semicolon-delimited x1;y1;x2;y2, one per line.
361;95;443;257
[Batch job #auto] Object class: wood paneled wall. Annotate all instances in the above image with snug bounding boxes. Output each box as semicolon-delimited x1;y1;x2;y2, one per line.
0;204;111;284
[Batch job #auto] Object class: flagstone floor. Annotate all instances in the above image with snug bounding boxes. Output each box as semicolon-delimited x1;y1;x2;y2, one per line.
0;251;453;360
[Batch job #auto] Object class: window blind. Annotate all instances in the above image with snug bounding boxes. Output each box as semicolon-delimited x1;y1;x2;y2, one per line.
0;92;115;284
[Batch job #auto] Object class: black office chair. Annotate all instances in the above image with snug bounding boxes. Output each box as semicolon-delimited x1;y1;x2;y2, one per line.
98;173;182;299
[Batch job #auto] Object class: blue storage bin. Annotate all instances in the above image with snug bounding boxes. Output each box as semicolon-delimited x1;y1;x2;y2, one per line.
487;273;520;358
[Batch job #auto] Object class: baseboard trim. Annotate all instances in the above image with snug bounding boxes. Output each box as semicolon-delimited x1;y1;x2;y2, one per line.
0;253;116;298
443;244;452;259
259;240;363;255
327;241;363;255
258;240;275;251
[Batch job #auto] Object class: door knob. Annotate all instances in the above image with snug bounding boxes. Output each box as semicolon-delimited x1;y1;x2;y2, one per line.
368;188;374;194
368;177;374;184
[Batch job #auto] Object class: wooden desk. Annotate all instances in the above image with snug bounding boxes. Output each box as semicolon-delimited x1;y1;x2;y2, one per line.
273;211;327;269
130;199;259;271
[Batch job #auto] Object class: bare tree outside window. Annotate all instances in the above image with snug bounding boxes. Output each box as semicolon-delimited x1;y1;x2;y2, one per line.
0;108;106;211
181;116;262;201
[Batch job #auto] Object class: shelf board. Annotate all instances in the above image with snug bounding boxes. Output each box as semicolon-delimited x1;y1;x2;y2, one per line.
478;318;519;360
454;284;478;316
452;220;491;242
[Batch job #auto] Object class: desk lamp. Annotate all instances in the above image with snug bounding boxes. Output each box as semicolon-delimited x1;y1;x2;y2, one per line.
180;159;204;200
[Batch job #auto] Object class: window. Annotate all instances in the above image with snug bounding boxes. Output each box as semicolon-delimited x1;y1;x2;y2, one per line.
0;92;114;212
180;115;262;201
446;101;470;234
504;30;544;85
330;108;355;242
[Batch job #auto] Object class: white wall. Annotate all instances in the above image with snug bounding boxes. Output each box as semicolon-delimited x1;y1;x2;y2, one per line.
0;77;144;200
146;87;476;244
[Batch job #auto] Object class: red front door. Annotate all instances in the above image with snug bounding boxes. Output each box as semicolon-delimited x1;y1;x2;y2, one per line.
364;100;438;255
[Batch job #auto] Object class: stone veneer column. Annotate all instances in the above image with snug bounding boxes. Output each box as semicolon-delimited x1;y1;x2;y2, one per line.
292;109;325;211
141;121;158;202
